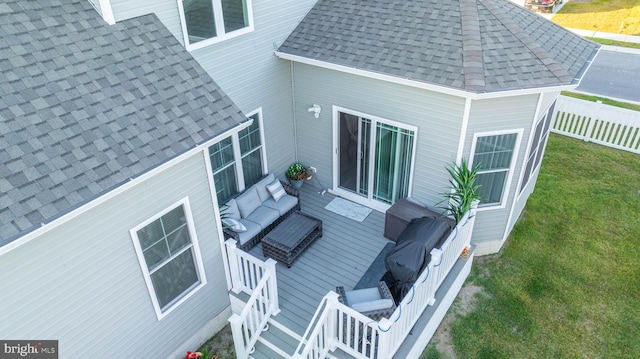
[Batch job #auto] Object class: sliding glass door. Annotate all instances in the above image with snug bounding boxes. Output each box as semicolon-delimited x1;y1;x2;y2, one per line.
336;109;415;206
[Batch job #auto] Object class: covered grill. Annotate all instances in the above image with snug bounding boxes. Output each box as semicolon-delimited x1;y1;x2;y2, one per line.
384;216;454;300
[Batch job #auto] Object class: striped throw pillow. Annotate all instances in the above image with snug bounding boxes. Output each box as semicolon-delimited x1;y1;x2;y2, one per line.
266;179;286;202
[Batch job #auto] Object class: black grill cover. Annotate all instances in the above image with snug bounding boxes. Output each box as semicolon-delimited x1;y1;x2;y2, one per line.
385;217;453;300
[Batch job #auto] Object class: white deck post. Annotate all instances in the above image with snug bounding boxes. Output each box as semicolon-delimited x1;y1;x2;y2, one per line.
225;239;242;293
229;313;249;359
429;247;443;304
326;291;340;351
377;317;392;358
266;258;281;315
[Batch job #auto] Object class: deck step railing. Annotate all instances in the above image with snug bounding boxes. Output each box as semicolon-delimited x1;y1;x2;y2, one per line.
292;204;478;359
226;239;280;359
293;292;340;359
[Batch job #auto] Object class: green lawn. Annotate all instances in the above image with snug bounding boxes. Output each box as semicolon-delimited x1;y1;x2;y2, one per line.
561;91;640;112
553;0;640;35
427;135;640;358
586;36;640;50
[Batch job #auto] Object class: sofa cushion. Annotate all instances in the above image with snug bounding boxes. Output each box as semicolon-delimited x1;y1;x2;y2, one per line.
222;218;246;232
254;174;275;202
345;287;381;304
225;199;241;220
350;298;394;313
245;206;280;230
266;179;286;202
263;195;297;216
235;219;262;245
236;187;261;218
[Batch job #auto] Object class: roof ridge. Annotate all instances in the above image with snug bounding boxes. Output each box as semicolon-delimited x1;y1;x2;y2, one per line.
459;0;486;92
481;0;573;83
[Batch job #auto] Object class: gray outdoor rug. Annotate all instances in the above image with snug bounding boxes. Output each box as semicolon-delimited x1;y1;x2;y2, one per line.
354;242;395;290
324;197;372;222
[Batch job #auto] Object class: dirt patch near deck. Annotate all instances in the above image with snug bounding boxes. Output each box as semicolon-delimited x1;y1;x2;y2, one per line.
430;283;485;358
198;324;236;359
429;254;496;358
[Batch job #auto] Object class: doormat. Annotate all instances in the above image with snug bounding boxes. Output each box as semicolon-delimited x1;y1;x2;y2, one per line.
324;197;372;222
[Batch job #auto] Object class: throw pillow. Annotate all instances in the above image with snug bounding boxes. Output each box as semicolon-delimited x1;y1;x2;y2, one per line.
222;218;247;232
224;199;241;220
266;179;286;202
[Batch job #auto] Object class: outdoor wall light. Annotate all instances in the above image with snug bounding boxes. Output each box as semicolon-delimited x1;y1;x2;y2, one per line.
308;104;321;118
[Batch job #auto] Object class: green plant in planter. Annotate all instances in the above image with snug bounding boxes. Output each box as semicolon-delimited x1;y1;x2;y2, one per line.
440;158;482;223
286;163;308;181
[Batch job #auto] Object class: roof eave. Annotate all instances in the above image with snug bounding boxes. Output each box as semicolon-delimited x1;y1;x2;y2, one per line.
275;50;578;100
0;119;254;257
572;46;602;87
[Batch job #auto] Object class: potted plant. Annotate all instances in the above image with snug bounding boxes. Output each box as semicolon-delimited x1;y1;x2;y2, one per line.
286;163;308;188
440;158;482;223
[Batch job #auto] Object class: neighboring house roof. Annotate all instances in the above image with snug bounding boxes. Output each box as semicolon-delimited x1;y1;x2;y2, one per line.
278;0;600;93
0;0;247;246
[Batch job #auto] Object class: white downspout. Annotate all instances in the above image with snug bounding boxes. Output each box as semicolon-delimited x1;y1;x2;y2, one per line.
290;61;299;160
455;97;473;164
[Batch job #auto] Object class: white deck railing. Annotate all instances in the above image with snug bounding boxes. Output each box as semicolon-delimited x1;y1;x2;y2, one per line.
293;292;340;359
376;204;477;357
553;95;640;154
292;205;478;359
226;239;280;359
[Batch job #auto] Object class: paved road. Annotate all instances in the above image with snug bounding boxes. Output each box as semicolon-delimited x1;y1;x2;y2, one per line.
576;50;640;103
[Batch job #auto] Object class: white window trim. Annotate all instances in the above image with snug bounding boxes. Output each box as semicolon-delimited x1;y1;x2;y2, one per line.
130;197;207;320
177;0;255;52
516;100;556;201
208;109;266;200
245;108;268;175
331;105;418;213
470;129;523;211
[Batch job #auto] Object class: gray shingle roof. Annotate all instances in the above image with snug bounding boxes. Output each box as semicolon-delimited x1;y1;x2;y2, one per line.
0;0;247;245
278;0;600;93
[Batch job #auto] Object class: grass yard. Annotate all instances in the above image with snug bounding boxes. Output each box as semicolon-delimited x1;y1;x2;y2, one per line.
561;91;640;111
585;36;640;49
553;0;640;35
425;135;640;358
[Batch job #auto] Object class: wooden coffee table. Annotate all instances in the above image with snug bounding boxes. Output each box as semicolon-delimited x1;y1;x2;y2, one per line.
262;211;322;268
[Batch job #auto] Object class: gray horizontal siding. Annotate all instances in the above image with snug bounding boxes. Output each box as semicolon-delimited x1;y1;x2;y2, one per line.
187;0;318;177
539;91;560;116
0;152;229;358
108;0;318;178
464;95;538;248
291;63;467;207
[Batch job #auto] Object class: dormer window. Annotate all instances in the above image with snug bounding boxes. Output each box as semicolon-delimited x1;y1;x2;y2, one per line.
178;0;254;50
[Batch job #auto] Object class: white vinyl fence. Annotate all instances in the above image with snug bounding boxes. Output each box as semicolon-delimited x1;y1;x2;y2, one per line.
553;95;640;154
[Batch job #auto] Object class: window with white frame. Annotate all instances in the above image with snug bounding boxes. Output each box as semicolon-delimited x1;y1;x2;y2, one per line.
178;0;253;50
209;111;265;203
130;198;206;319
520;101;556;193
471;132;520;207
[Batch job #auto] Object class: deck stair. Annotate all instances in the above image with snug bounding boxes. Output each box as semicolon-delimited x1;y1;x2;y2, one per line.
250;318;301;359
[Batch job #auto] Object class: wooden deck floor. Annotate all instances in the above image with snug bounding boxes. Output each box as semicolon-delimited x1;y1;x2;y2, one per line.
247;184;393;335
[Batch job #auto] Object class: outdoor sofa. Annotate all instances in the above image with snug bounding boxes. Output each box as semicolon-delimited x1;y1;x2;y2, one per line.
222;174;300;251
